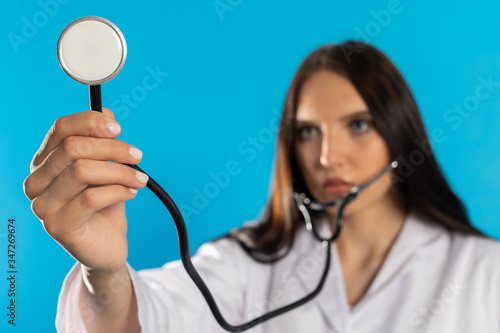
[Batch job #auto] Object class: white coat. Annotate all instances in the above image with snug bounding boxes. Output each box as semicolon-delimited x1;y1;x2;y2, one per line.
55;208;500;332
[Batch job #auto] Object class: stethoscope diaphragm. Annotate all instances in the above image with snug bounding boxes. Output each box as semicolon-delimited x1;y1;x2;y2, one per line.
57;16;127;86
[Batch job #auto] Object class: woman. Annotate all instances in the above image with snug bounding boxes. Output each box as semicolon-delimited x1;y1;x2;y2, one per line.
24;41;500;332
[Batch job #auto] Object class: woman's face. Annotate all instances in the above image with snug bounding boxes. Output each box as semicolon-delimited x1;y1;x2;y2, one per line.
294;70;396;217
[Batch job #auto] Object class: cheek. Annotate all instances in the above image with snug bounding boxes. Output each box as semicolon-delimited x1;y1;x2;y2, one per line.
298;150;315;170
295;145;321;187
354;136;391;168
333;138;393;215
295;138;323;166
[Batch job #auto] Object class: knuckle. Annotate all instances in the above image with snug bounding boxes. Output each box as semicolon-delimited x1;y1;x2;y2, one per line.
87;112;107;138
70;159;90;183
29;156;38;173
50;159;68;176
31;197;45;220
23;176;33;200
42;218;57;239
61;136;80;159
114;143;128;160
52;116;67;138
79;188;98;210
43;217;65;242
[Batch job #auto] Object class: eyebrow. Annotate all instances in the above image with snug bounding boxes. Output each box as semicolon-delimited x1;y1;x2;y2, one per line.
339;110;372;120
295;110;372;123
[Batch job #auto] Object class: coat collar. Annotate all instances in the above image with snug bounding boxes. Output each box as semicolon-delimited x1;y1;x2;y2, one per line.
290;207;447;331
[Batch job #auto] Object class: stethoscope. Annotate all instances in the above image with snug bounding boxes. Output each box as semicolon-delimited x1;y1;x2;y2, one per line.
293;160;399;244
56;16;400;332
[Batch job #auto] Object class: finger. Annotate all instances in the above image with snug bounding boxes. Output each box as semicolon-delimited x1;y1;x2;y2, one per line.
32;159;148;219
25;136;143;200
44;184;136;241
102;108;116;120
31;110;121;170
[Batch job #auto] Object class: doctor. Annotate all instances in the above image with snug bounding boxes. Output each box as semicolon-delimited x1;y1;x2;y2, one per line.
24;41;500;332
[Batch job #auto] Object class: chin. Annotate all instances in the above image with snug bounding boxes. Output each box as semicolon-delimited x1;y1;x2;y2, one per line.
326;200;361;217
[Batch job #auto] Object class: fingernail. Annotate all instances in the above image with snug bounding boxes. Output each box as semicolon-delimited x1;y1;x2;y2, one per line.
129;147;143;160
107;122;121;135
136;171;149;183
130;188;138;194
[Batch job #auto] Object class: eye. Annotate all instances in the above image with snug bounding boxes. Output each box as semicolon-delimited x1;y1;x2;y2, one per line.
296;126;320;141
349;119;372;134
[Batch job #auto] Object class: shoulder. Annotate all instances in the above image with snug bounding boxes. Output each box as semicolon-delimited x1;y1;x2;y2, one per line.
409;209;500;260
196;236;248;262
444;231;500;313
408;209;500;278
136;237;252;288
448;231;500;271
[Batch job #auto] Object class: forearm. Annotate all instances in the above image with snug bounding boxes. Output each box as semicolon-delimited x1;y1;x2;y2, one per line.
79;264;141;333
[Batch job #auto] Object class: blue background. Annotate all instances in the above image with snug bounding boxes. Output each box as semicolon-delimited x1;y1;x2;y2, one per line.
1;0;499;331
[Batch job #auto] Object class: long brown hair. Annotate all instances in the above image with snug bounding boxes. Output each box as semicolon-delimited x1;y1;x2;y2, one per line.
222;40;484;262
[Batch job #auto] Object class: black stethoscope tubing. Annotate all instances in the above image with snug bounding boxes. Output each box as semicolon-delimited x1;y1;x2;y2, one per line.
89;86;397;332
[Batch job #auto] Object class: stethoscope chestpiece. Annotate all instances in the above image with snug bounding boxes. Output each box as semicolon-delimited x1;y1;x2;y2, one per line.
57;16;127;86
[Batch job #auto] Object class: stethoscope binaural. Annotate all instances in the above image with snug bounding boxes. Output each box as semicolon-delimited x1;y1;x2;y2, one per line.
293;160;399;244
56;16;400;332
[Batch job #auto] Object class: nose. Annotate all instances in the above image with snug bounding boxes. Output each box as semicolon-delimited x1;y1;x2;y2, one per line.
319;130;347;169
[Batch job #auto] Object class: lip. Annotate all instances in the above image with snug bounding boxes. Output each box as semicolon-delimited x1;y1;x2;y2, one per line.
324;178;354;195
